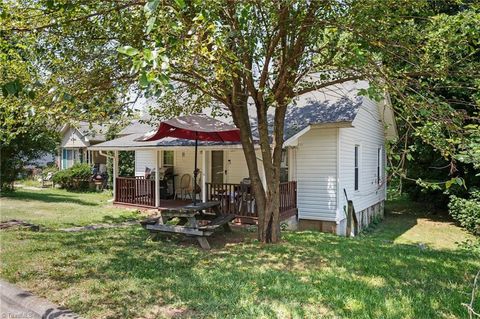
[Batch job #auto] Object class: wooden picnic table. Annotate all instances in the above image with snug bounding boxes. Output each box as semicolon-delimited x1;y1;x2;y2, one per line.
142;201;235;249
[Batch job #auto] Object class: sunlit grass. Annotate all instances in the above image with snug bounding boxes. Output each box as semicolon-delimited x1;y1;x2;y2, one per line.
0;189;478;318
0;187;142;228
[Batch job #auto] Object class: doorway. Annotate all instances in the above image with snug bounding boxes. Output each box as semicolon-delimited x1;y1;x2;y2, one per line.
211;150;224;184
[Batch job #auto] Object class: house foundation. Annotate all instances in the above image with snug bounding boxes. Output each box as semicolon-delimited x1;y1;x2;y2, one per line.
299;200;385;235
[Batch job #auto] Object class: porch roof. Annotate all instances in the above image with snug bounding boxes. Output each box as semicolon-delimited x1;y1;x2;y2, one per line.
88;133;245;151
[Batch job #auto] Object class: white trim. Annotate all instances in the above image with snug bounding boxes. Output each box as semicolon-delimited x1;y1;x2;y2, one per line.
335;128;344;223
284;122;354;147
155;150;160;207
284;126;311;147
354;143;361;192
201;150;207;202
113;151;119;201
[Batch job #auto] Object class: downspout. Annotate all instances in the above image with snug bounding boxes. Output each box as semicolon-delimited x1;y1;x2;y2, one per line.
99;150;114;159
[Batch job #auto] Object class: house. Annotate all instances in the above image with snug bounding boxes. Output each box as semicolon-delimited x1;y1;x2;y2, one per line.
58;122;108;172
89;81;397;235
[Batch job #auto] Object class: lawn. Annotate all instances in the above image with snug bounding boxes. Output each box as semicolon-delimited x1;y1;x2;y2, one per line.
0;188;479;318
0;187;142;228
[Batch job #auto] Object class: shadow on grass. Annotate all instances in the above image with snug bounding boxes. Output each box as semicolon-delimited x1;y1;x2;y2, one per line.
9;227;478;319
101;212;143;224
1;190;99;206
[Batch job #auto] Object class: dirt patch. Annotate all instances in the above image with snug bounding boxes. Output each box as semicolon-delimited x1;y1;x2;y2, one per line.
151;225;257;249
139;304;196;319
0;219;40;231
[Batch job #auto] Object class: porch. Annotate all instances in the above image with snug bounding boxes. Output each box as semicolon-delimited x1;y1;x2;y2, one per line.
114;177;297;223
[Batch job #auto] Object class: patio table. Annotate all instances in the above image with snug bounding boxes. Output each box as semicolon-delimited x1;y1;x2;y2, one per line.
142;201;235;249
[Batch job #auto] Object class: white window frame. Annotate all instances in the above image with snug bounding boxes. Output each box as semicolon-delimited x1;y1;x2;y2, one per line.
162;150;174;167
377;146;383;185
354;144;360;191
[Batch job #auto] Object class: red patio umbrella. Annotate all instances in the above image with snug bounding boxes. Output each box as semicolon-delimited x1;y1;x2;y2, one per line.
135;114;242;205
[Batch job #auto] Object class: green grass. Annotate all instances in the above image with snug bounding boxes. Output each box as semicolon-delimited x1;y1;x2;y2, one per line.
0;187;142;228
370;195;477;250
0;188;479;318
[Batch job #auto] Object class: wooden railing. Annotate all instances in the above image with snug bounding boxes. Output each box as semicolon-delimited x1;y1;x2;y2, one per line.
115;177;155;207
205;181;297;221
279;181;297;219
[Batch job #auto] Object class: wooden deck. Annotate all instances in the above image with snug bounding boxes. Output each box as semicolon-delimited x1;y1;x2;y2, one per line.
114;177;297;223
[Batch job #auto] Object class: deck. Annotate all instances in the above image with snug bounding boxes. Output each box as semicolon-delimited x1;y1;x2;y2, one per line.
114;177;297;223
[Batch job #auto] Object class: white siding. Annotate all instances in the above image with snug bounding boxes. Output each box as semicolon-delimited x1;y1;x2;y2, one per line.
133;148;263;189
225;149;257;183
338;98;387;222
174;149;203;184
135;150;156;176
296;128;338;221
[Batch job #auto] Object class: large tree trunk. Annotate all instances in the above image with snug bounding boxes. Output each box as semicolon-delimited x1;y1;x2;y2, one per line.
231;98;287;243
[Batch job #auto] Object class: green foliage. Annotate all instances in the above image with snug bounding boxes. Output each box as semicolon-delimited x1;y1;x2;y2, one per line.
52;163;92;190
449;189;480;235
119;151;135;177
0;115;58;192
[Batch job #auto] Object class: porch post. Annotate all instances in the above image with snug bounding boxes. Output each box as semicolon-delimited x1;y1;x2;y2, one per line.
201;149;207;202
155;150;160;207
113;151;119;201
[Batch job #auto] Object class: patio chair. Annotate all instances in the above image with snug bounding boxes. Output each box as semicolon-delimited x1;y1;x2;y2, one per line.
175;174;193;200
41;172;55;188
238;178;255;215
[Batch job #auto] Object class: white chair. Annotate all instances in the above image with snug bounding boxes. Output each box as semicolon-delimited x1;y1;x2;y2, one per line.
175;174;193;200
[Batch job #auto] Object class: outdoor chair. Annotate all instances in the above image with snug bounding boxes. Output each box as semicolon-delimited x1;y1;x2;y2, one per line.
41;172;55;188
175;174;193;200
238;178;255;215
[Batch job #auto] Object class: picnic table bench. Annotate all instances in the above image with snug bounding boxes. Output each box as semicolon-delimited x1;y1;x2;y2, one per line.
141;201;235;249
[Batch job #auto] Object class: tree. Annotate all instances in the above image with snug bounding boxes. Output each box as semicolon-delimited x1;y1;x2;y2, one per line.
0;109;58;191
2;0;478;242
118;0;479;242
121;0;375;242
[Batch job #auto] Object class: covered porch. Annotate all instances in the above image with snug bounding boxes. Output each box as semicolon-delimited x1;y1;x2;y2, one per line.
90;127;298;223
114;173;297;223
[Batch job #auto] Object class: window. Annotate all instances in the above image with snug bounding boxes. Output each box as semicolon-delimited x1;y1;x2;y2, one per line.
62;149;75;169
377;147;382;184
354;145;359;191
163;150;174;167
280;149;289;183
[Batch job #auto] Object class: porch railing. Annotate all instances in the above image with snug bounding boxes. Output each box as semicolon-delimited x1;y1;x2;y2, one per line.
205;181;297;221
115;176;155;207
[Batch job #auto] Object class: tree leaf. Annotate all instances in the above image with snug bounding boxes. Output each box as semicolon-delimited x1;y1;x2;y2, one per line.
173;0;186;9
117;46;139;56
146;16;156;34
144;0;160;14
139;72;149;87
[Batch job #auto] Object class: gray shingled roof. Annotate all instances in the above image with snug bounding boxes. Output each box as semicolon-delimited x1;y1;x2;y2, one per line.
76;122;108;141
89;133;242;149
117;120;154;136
283;96;362;139
92;81;366;149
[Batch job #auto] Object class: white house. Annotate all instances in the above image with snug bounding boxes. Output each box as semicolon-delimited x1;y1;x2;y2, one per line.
89;81;397;235
58;122;108;172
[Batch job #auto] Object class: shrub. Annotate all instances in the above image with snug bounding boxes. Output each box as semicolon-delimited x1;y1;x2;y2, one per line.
448;189;480;236
53;163;92;190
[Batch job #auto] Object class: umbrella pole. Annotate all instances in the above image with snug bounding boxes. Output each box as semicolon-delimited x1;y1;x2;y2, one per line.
193;133;198;205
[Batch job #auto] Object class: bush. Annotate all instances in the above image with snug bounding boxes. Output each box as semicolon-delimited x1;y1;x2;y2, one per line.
449;189;480;236
53;163;93;190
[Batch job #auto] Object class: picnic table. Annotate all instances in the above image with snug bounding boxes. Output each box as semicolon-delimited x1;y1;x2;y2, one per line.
141;201;235;249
